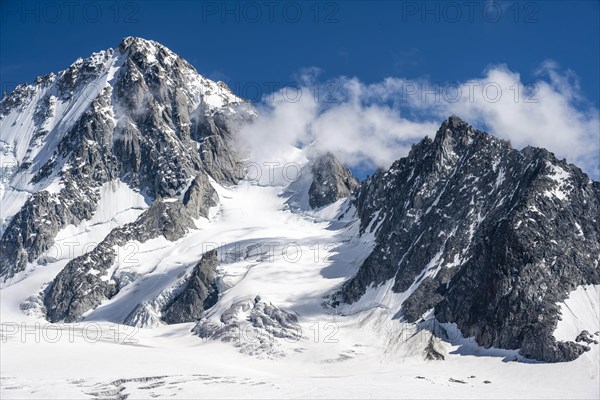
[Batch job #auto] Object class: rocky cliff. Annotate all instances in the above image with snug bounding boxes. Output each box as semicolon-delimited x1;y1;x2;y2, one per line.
334;116;600;362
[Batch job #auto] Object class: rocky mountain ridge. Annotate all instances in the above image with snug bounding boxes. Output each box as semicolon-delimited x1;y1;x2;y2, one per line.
334;116;600;362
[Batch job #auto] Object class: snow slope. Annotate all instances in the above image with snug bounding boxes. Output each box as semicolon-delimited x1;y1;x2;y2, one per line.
554;285;600;343
1;174;599;399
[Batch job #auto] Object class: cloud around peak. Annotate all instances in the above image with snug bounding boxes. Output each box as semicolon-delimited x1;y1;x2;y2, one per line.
236;62;599;179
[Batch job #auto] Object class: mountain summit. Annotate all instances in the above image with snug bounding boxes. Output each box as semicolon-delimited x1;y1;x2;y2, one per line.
0;37;253;279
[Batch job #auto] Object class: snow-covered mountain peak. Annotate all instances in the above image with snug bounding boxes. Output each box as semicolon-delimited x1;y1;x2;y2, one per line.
114;36;242;110
117;36;179;58
1;37;243;124
0;37;257;277
119;35;160;50
118;36;178;69
0;36;247;172
433;116;494;152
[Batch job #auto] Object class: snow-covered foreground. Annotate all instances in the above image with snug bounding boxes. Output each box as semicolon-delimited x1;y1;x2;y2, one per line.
2;324;598;399
1;179;599;399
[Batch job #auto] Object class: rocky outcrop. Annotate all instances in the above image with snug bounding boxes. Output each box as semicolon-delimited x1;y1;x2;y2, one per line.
193;296;302;357
308;152;359;209
123;303;164;328
182;172;219;219
44;198;195;322
192;109;252;184
0;182;100;281
334;116;600;362
162;250;220;324
424;336;445;361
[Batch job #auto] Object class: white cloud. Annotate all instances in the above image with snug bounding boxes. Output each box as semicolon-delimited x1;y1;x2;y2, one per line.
236;62;600;179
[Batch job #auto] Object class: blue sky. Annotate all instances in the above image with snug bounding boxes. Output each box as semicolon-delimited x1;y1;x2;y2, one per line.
1;0;599;178
1;0;598;104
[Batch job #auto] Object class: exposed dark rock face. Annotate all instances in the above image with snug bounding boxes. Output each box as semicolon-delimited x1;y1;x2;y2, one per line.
192;109;252;184
424;336;445;361
575;330;599;345
182;172;219;219
334;116;600;362
162;249;220;324
44;198;195;322
308;152;359;209
0;186;97;279
0;37;252;281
